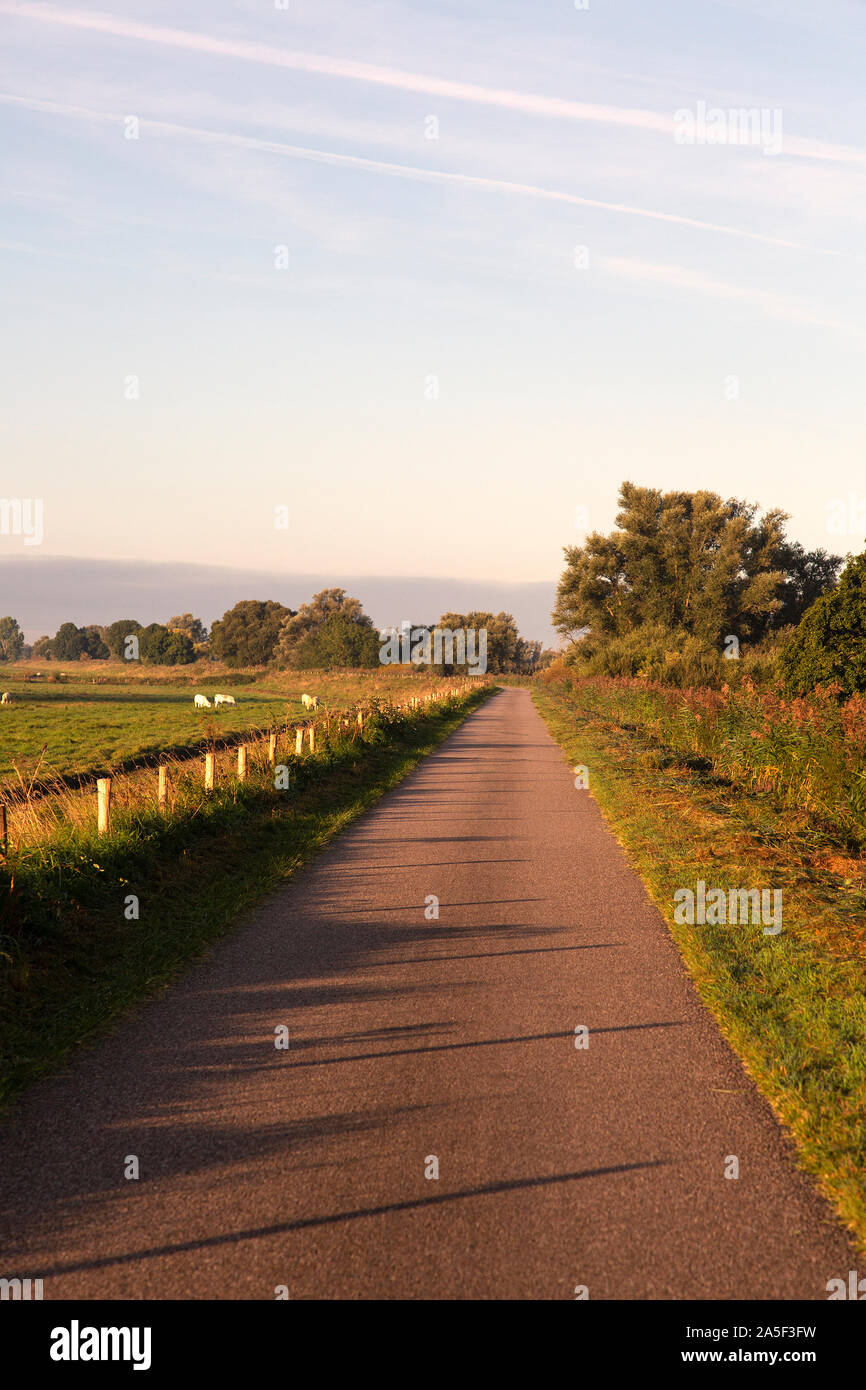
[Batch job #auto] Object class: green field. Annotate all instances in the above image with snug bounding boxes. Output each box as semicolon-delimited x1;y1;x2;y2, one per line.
0;666;451;783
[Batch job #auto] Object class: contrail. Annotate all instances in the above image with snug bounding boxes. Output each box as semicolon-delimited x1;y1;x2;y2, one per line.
0;93;825;254
2;2;864;167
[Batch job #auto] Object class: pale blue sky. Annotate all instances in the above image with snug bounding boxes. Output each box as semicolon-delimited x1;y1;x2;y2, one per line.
2;0;865;594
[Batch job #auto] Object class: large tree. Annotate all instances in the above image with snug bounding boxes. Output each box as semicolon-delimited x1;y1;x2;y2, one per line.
553;482;840;648
211;599;293;668
276;589;373;667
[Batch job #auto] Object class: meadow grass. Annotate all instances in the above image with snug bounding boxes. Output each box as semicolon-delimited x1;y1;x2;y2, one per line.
533;673;866;1252
0;664;460;783
0;688;492;1111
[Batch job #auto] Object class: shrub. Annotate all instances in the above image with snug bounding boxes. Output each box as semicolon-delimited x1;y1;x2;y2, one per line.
779;548;866;697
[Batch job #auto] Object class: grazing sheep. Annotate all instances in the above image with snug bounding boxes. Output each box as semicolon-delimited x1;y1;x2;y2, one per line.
214;693;237;708
194;693;212;709
301;694;320;710
0;692;11;704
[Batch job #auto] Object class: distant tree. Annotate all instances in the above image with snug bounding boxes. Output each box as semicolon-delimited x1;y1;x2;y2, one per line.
435;611;522;673
779;546;866;696
378;613;538;673
80;625;110;660
106;619;143;658
48;622;110;661
136;624;163;663
276;590;372;667
167;613;208;644
210;600;293;668
166;632;195;664
31;634;52;659
138;623;195;665
376;622;433;665
293;613;381;669
517;638;544;672
0;615;25;662
51;622;88;661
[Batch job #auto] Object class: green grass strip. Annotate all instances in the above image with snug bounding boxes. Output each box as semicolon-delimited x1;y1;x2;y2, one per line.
533;682;866;1254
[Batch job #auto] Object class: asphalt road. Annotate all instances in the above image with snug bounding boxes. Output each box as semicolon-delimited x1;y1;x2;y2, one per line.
0;688;855;1299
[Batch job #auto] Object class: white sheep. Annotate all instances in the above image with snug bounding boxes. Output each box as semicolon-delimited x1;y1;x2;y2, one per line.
0;692;11;704
194;693;212;709
301;694;320;710
213;693;236;708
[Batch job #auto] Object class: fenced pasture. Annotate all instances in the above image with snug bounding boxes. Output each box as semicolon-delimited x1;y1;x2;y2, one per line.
0;663;470;785
0;680;486;857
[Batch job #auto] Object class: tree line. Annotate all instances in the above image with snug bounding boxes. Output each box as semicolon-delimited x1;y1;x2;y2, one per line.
0;591;551;675
0;614;208;666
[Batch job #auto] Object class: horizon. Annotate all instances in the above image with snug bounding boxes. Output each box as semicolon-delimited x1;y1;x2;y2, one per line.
0;553;559;645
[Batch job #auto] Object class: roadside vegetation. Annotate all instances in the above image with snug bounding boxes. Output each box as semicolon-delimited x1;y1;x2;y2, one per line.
538;480;866;1250
534;671;866;1250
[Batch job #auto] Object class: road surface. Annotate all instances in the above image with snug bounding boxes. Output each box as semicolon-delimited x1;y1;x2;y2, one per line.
0;688;855;1298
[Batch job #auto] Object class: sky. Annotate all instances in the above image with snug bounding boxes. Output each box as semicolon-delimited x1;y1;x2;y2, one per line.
1;0;865;638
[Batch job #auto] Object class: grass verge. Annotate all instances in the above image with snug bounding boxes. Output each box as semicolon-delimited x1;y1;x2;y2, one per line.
0;689;492;1112
533;680;866;1253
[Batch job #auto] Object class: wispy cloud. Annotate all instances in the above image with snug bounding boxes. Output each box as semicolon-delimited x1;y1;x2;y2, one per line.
0;93;828;254
602;255;848;330
3;2;864;167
